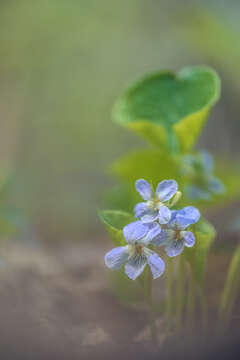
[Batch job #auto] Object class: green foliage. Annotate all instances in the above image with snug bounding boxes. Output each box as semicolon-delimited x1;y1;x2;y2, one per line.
101;61;240;330
110;150;240;213
98;209;135;246
184;217;216;287
101;184;138;213
219;243;240;322
111;149;179;185
114;66;220;152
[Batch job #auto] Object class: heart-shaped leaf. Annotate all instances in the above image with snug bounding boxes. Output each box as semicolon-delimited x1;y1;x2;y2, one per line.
98;209;135;246
114;66;220;152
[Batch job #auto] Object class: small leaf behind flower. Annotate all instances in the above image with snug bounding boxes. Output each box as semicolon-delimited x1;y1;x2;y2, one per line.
111;149;178;186
98;209;135;246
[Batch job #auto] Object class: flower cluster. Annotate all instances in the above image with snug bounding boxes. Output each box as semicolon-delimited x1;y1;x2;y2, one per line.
104;179;200;280
181;150;225;201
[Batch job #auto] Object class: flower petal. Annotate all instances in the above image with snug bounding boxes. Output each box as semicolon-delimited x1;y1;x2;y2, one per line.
172;206;200;230
158;205;171;224
104;246;129;270
207;177;225;194
141;222;161;246
165;210;177;228
125;255;147;280
151;229;170;246
165;240;184;257
147;253;165;279
135;179;153;200
181;231;195;247
156;180;178;202
134;202;149;218
141;210;159;224
123;221;148;244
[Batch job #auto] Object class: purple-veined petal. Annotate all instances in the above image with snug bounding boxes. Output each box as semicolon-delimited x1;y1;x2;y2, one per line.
123;221;148;244
156;180;178;202
207;177;225;194
147;253;165;279
104;246;129;270
158;205;171;224
140;222;161;246
135;179;153;200
134;202;149;218
167;210;180;229
141;210;159;224
125;255;147;280
181;231;195;247
151;229;169;246
173;206;200;230
165;240;184;257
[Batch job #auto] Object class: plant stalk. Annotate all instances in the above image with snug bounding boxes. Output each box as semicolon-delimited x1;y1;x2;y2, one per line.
166;257;174;331
187;268;195;332
147;267;157;343
176;254;185;333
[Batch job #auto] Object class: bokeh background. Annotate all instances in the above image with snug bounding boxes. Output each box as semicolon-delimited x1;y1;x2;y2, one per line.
0;0;240;358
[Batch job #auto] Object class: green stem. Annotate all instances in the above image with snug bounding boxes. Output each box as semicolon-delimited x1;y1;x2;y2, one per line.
167;128;180;156
166;257;174;331
187;268;195;332
199;288;208;333
176;254;185;333
146;267;157;343
218;243;240;334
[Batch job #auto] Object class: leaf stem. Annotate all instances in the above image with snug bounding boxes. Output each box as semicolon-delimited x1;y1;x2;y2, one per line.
166;257;174;331
187;267;195;332
218;243;240;334
176;254;185;333
146;267;157;343
199;288;208;333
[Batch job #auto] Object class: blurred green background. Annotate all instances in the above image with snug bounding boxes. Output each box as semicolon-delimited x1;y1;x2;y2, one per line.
1;0;240;241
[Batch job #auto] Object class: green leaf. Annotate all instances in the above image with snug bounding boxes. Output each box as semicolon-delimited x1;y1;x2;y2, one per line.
114;66;220;152
98;209;135;246
111;149;179;186
102;183;138;213
184;217;216;287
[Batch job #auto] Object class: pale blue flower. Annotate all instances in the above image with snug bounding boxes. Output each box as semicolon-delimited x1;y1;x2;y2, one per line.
181;150;225;201
134;179;178;224
153;206;200;257
105;221;165;280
